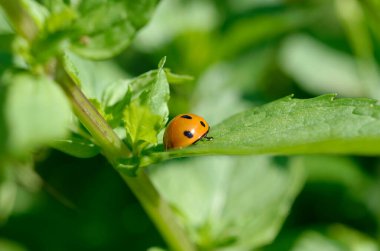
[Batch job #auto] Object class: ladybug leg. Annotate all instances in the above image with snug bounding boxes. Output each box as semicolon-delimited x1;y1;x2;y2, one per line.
203;136;213;141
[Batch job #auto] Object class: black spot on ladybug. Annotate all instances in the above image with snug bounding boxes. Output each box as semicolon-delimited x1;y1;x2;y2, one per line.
184;130;193;138
200;121;206;127
181;115;192;119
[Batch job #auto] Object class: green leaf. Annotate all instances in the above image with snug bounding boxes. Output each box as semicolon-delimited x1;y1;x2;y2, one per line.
162;94;380;158
291;225;379;251
217;6;308;58
19;0;49;30
164;69;194;85
139;58;170;123
124;101;162;148
292;231;345;251
279;35;367;97
70;0;158;59
0;7;13;34
0;238;28;251
0;159;40;223
150;156;305;250
123;58;170;150
50;133;100;158
102;79;132;128
0;164;18;222
4;72;71;156
62;51;128;99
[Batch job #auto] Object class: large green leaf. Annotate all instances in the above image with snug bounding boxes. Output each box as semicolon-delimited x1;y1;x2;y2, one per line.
71;0;159;59
150;155;305;250
161;95;380;158
4;73;71;156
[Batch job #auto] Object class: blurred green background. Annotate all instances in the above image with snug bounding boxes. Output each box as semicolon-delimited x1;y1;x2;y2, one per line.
1;0;380;250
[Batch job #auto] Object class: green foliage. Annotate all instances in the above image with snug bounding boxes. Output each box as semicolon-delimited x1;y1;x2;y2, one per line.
1;0;380;251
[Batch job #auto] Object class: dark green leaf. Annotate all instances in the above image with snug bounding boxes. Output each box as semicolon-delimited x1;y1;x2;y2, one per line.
0;34;14;74
50;133;100;158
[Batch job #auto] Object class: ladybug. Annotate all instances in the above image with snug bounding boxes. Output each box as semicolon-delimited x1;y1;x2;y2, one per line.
163;114;213;150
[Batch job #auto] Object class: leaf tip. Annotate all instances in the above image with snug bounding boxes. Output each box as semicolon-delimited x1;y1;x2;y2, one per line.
158;56;167;69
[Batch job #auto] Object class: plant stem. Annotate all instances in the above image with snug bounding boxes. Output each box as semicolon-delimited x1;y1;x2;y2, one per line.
0;0;39;41
57;66;196;251
58;72;131;160
121;171;196;251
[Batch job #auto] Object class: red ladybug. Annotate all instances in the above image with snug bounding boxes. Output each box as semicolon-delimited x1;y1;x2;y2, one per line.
163;114;212;150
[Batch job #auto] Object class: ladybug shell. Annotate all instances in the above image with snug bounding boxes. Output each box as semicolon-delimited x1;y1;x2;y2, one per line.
163;114;210;150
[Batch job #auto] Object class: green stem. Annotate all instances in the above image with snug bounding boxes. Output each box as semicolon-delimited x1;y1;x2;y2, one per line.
121;171;196;251
57;66;196;251
59;73;131;159
0;0;39;41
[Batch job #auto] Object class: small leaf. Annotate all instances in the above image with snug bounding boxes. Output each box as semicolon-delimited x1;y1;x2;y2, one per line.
150;156;305;250
123;58;170;150
164;69;194;85
162;95;380;158
50;134;100;158
124;101;162;149
4;72;71;156
102;79;132;128
139;57;169;124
